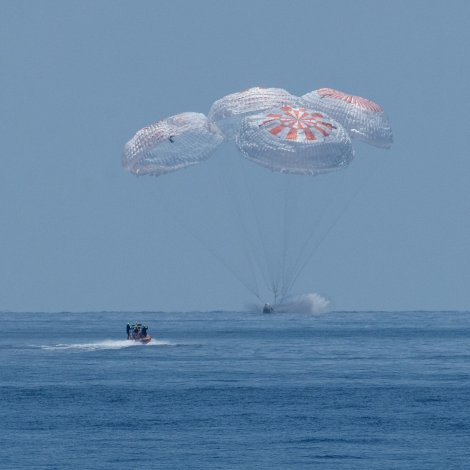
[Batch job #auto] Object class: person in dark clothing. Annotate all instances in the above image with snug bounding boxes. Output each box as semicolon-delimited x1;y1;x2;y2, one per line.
141;325;148;337
126;323;131;339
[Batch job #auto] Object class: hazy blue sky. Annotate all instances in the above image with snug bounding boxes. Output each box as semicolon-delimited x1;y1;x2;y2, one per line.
1;0;469;312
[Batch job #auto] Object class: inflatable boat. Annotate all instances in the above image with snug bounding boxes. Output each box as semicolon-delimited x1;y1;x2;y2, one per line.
127;323;152;344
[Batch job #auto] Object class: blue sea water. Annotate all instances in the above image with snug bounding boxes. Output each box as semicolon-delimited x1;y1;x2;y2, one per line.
1;310;470;469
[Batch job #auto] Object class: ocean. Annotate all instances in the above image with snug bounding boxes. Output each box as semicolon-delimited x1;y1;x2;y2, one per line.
1;310;469;469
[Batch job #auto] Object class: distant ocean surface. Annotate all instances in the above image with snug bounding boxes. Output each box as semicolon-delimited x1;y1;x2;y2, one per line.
1;310;470;469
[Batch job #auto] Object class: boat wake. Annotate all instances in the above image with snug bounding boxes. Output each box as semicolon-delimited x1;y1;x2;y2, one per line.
38;339;173;351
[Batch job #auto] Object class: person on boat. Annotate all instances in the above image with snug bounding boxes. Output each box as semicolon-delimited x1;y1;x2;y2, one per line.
141;325;148;337
126;323;131;339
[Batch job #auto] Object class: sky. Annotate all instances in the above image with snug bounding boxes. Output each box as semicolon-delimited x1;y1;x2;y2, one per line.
1;0;469;312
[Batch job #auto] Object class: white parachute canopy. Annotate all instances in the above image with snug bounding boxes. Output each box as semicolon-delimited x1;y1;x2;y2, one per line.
302;88;393;149
236;105;354;175
208;87;299;140
122;112;224;176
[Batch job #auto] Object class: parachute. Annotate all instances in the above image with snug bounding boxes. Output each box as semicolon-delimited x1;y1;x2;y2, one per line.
123;85;393;306
302;88;393;148
236;105;354;175
208;87;299;140
122;112;224;176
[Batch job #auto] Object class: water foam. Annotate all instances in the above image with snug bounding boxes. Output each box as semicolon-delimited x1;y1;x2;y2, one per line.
39;339;173;351
263;292;331;314
276;293;330;314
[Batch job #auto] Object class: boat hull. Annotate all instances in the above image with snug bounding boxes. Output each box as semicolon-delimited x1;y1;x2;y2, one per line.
128;335;152;344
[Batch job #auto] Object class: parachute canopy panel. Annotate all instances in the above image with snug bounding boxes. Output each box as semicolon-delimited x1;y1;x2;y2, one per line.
122;112;224;176
208;87;299;140
236;106;354;176
302;88;393;149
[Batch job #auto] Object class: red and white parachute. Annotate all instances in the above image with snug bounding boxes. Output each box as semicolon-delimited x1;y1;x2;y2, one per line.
236;105;354;175
302;88;393;148
123;86;392;177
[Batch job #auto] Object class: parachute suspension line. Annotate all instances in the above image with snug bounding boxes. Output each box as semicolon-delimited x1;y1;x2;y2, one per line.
160;193;262;303
237;155;278;300
278;176;289;302
212;150;262;300
278;175;297;304
229;172;263;299
285;159;382;294
281;171;347;297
